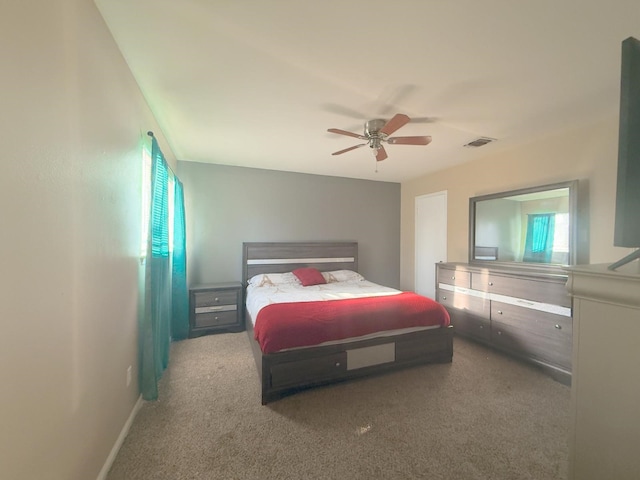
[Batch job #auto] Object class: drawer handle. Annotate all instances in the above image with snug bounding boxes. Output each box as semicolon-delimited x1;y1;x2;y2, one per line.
451;276;455;280
335;362;341;367
214;297;220;303
555;324;562;330
497;331;502;335
497;310;503;315
442;296;447;300
479;325;484;329
488;282;494;286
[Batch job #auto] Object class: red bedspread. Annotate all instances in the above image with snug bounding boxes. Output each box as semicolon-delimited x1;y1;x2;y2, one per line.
254;292;450;354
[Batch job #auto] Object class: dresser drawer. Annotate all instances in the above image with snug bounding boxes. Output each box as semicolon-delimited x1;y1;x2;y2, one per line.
193;289;238;307
438;289;490;342
438;289;489;318
472;273;571;307
437;266;471;288
491;301;572;369
450;310;491;342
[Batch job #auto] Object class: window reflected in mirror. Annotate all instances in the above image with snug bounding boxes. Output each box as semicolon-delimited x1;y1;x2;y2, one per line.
470;181;577;266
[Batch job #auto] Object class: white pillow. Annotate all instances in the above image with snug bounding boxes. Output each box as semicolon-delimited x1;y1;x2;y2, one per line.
322;270;365;283
248;272;300;287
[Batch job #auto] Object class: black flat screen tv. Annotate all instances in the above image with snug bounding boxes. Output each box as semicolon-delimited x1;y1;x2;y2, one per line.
610;36;640;270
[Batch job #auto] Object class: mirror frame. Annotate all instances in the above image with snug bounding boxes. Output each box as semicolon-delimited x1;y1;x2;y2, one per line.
468;180;578;271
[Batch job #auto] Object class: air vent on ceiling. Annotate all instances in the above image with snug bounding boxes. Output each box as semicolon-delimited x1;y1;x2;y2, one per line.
464;137;495;148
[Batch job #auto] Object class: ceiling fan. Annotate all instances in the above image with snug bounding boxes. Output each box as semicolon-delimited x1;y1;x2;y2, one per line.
327;113;431;162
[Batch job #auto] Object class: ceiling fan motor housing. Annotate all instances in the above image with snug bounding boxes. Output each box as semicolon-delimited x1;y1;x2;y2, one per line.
365;119;387;137
365;119;387;150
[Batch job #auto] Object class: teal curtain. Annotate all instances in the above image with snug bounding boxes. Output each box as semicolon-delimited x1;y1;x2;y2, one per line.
171;179;189;340
523;213;556;263
140;136;188;401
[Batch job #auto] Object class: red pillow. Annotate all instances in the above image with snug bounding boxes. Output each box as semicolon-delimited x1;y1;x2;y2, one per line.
292;267;326;287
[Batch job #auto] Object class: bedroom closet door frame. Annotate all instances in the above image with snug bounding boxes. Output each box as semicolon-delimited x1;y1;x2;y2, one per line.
415;191;447;299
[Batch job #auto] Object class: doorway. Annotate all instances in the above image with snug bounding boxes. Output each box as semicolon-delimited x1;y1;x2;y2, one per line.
415;191;447;299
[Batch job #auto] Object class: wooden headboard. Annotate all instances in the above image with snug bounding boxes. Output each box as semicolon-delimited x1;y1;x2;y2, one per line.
242;242;358;286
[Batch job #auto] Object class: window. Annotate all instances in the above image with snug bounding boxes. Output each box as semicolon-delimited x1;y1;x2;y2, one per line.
140;145;152;258
553;213;570;253
140;143;175;258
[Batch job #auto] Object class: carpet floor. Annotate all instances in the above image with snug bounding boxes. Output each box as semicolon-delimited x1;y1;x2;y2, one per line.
107;333;570;480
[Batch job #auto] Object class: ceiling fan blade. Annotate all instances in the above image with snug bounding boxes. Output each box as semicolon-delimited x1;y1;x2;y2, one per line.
376;146;388;162
327;128;367;140
408;116;437;124
380;113;410;136
332;144;366;155
386;135;432;145
376;85;419;116
323;103;367;120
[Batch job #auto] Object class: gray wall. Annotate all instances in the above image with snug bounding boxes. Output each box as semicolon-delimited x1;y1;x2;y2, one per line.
178;162;401;288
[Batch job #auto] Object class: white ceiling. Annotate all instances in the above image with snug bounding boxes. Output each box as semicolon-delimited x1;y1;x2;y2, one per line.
95;0;640;183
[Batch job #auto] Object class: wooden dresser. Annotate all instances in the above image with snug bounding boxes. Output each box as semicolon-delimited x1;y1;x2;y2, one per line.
189;282;243;337
436;262;572;383
566;262;640;480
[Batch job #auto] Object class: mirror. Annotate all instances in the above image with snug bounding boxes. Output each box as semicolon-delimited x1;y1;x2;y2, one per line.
469;180;578;268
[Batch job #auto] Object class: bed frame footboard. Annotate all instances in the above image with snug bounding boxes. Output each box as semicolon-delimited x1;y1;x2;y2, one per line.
246;314;453;405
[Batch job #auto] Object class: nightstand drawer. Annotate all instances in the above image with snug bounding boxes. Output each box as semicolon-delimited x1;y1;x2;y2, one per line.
194;290;238;307
194;310;238;329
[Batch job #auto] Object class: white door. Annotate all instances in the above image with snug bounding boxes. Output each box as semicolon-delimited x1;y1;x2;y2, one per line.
415;191;447;299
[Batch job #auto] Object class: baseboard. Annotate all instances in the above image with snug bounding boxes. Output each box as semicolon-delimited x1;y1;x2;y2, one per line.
96;395;144;480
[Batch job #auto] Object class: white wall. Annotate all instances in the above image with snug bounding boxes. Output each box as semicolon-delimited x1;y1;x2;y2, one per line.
0;1;175;479
400;116;634;290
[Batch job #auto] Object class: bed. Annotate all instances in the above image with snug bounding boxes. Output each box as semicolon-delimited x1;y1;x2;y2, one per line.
242;242;454;404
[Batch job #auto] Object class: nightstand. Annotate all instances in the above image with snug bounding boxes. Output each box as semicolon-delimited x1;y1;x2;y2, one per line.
189;282;243;337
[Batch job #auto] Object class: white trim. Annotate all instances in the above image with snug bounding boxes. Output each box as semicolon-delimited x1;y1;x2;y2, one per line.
247;257;355;265
490;292;572;317
347;343;396;370
437;283;571;317
96;395;144;480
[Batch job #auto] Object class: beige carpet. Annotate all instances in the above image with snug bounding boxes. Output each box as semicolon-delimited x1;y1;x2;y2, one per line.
107;333;570;480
